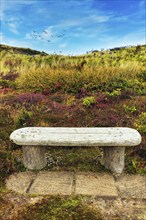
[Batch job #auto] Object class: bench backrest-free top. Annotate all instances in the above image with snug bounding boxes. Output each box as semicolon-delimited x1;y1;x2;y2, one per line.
10;127;141;147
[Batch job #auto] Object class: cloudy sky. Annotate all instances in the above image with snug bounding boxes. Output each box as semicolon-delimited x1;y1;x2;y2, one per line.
0;0;145;55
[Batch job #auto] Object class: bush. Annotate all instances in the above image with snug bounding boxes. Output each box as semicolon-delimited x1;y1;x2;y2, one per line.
1;72;19;81
105;78;129;91
123;104;137;114
139;70;146;81
65;95;76;106
14;109;33;128
16;62;145;94
105;89;121;97
0;146;25;187
0;108;14;140
0;79;9;88
134;112;146;133
12;93;47;106
82;96;96;107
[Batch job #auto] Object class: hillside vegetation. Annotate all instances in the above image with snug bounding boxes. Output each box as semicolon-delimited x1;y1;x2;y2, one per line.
0;43;146;219
0;44;146;187
1;44;146;94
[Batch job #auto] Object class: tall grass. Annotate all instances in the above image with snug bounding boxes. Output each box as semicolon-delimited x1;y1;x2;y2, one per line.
16;62;145;93
1;44;146;94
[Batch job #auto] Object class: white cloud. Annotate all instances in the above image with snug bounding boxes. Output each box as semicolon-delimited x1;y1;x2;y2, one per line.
1;0;38;10
89;14;110;23
58;19;84;28
7;17;21;22
139;1;145;7
0;9;4;21
2;16;23;34
98;31;146;50
113;15;128;22
56;14;110;30
7;23;19;34
59;43;67;48
25;33;33;39
1;36;33;49
118;32;145;46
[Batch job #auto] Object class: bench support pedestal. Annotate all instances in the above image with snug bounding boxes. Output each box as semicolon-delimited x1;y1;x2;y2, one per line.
22;145;125;173
22;146;47;170
103;146;125;174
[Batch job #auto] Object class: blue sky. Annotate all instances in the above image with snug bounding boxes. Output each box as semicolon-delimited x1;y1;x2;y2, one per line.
0;0;145;55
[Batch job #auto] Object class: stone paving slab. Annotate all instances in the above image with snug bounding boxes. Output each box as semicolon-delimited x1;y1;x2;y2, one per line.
75;172;118;197
28;171;74;195
115;174;146;199
5;171;146;199
6;171;36;194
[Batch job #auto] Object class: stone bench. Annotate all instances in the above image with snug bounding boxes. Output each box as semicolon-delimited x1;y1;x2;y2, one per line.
10;127;141;174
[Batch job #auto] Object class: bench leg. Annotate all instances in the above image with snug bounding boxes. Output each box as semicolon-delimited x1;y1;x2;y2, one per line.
22;146;47;170
103;147;125;174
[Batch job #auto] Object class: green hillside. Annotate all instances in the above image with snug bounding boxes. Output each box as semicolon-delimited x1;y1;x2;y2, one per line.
1;44;146;93
0;44;146;186
0;43;146;219
0;44;48;56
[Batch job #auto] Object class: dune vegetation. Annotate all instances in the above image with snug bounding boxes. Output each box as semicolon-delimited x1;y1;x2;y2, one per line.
0;43;146;219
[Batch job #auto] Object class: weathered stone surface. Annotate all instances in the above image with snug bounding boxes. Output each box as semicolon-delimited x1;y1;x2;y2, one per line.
6;171;145;201
22;146;47;170
115;174;146;199
84;197;146;220
103;146;125;174
10;127;141;146
75;172;118;197
6;172;36;194
28;171;74;195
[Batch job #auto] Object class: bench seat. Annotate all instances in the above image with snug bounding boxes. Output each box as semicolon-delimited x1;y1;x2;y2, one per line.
10;127;141;146
10;127;141;173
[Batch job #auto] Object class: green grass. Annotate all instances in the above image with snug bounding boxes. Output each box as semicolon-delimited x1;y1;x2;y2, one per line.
45;146;106;172
15;196;104;220
0;44;146;94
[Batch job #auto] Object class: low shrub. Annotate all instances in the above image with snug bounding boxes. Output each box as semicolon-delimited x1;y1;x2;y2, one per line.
0;108;14;140
123;104;137;114
75;88;90;99
82;96;96;107
139;70;146;81
65;95;76;107
12;93;48;107
134;112;146;133
0;145;25;188
14;109;33;128
1;72;19;81
105;78;130;91
105;89;121;97
16;63;145;94
0;79;9;88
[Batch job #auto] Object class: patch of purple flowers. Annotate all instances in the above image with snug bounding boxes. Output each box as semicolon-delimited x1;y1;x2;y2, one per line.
97;103;109;109
4;60;14;67
75;88;90;99
13;93;47;105
2;72;19;81
0;88;12;94
96;94;109;104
